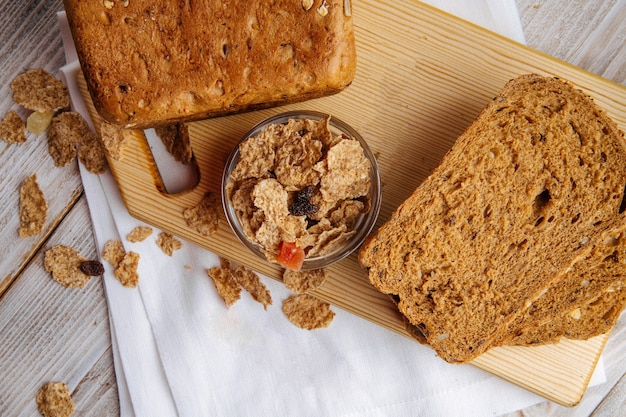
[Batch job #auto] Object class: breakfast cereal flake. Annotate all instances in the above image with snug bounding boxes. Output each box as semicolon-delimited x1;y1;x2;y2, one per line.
36;382;75;417
127;225;153;242
154;122;192;164
283;268;327;294
233;265;272;309
0;110;26;144
156;232;182;256
207;266;242;307
11;69;69;112
282;294;335;330
99;121;128;160
114;251;140;288
43;245;91;288
182;192;220;236
102;239;126;266
19;174;48;238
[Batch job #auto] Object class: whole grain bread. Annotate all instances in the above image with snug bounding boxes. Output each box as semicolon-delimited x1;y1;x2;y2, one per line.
359;74;626;363
64;0;356;129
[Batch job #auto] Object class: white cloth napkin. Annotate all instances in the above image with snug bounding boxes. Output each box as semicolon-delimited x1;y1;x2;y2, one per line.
56;2;605;416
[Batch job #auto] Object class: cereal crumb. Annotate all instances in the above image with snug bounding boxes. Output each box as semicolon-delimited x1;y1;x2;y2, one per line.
43;245;91;288
233;265;272;309
36;382;75;417
282;294;335;330
11;69;69;113
102;239;126;266
47;113;81;167
154;122;192;164
114;251;140;288
283;268;327;294
182;192;220;236
127;226;153;242
156;232;182;256
0;110;26;144
207;266;242;307
99;121;129;160
19;174;48;238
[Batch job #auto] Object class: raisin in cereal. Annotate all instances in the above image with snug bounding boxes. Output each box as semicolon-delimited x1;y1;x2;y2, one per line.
225;116;371;266
44;245;92;288
36;382;75;417
182;192;220;236
10;69;69;113
0;110;26;144
282;294;335;330
19;174;48;238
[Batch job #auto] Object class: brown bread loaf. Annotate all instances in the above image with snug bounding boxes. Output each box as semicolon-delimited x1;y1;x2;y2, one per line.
359;74;626;363
64;0;356;129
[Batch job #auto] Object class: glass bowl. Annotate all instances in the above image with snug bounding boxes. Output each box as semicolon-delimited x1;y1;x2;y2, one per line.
222;110;381;270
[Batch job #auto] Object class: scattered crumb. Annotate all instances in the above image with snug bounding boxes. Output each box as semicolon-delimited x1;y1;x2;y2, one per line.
127;225;153;242
233;266;272;310
182;192;220;236
282;294;335;330
114;251;140;288
0;110;26;144
19;174;48;238
77;133;109;174
99;120;128;160
156;232;182;256
47;113;79;167
283;268;327;294
154;122;192;164
36;382;75;417
43;245;91;288
207;266;242;307
102;239;126;266
11;69;69;113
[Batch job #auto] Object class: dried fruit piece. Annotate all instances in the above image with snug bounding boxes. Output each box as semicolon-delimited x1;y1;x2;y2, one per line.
102;239;126;266
114;251;140;288
232;265;272;309
154;122;192;164
99;120;129;160
207;266;242;307
27;110;55;134
44;245;91;288
288;185;318;216
156;232;183;255
79;260;105;276
283;268;327;294
19;174;48;238
277;241;305;271
127;225;153;242
282;294;335;330
0;110;26;144
11;69;69;112
36;382;75;417
182;192;220;236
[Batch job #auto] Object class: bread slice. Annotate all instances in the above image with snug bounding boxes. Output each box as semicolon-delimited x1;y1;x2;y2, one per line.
64;0;356;129
359;74;626;363
501;222;626;345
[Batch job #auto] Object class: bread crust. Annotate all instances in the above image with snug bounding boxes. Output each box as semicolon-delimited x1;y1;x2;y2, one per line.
64;0;357;129
359;74;626;363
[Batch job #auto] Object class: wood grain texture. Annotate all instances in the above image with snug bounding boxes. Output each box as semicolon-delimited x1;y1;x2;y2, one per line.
76;0;626;407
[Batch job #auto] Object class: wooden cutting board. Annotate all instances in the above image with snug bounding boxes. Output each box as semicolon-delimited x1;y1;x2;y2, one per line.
77;0;626;407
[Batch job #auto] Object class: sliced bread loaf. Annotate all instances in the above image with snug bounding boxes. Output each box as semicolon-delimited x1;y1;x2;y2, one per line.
359;74;626;363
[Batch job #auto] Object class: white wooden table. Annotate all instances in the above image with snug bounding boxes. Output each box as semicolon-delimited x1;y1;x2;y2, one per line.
1;1;624;416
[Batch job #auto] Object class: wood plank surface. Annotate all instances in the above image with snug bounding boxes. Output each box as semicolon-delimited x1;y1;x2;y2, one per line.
0;0;625;416
75;0;626;407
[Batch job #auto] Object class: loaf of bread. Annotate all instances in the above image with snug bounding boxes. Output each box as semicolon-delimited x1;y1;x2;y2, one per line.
63;0;357;129
359;74;626;363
